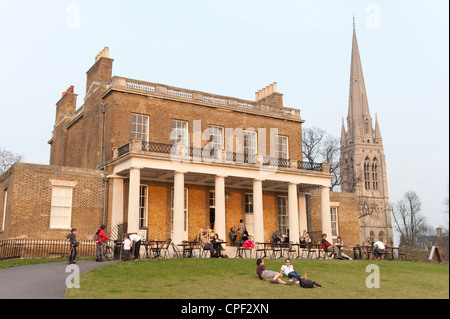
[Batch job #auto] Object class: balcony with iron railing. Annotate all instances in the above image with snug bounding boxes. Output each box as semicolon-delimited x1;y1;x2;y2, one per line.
115;140;324;173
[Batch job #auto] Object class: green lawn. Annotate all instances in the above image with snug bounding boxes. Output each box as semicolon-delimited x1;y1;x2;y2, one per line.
64;258;449;299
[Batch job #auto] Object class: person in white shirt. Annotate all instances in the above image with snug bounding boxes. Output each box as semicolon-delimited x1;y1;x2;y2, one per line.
373;241;385;260
123;235;132;261
129;234;142;260
280;259;322;288
280;258;304;283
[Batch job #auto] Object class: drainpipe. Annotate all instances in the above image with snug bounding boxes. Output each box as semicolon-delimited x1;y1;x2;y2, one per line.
99;103;108;225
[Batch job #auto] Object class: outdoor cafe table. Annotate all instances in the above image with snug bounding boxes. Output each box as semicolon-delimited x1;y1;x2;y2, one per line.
148;240;166;258
311;244;325;259
142;240;155;259
384;246;400;260
290;243;306;259
178;241;197;258
255;242;273;259
361;244;372;260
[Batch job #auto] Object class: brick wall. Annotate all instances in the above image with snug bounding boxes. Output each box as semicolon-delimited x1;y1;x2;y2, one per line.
0;163;104;240
308;190;360;247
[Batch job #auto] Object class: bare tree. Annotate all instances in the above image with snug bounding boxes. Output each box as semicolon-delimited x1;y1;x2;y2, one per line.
302;127;341;190
0;148;23;175
391;191;428;247
302;127;325;164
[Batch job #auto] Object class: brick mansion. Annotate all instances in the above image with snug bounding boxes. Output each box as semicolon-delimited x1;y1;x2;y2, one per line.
0;23;393;247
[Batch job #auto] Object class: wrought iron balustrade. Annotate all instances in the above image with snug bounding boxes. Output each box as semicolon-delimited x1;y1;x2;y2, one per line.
116;141;323;172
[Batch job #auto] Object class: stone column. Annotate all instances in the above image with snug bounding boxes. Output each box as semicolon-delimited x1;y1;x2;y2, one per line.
111;176;124;239
321;186;332;238
253;179;264;243
172;171;185;245
127;168;140;234
215;175;226;241
288;183;300;243
298;192;308;233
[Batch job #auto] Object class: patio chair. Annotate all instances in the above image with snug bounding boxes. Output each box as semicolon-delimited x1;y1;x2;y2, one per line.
283;242;297;259
170;242;182;258
158;238;171;258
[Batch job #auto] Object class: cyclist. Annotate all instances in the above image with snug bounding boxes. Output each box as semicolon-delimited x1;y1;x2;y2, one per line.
95;224;110;262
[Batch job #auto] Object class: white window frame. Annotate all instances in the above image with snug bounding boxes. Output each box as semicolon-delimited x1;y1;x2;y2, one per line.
278;196;289;236
2;189;7;231
275;135;289;159
208;125;224;151
244;130;257;158
244;193;254;237
50;186;74;229
171;119;189;147
139;185;148;229
330;206;339;239
131;113;149;142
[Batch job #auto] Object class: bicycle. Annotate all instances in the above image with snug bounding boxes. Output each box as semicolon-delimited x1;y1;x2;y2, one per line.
100;242;114;261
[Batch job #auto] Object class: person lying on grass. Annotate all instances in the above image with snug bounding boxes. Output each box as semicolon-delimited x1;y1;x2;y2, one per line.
256;258;295;285
280;258;322;288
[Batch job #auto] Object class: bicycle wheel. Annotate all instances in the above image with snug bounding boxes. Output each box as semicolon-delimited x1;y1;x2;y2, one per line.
105;246;114;261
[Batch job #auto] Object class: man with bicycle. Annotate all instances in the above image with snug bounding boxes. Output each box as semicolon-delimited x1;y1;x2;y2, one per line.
95;224;110;262
66;228;78;264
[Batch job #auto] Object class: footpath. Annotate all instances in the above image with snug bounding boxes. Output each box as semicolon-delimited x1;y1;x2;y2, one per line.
0;260;118;299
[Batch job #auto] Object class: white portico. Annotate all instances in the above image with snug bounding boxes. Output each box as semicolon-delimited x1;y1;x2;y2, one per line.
108;140;333;245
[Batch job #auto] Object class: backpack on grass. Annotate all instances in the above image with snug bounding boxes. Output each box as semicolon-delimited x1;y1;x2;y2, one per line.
299;279;315;288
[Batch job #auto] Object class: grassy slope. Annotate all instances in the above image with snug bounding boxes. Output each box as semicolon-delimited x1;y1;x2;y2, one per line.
64;259;449;299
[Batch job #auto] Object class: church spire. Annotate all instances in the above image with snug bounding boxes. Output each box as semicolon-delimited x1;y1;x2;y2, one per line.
347;19;373;144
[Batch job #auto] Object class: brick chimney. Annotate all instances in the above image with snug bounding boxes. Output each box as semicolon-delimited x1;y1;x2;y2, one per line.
255;82;283;108
86;47;113;94
55;85;77;123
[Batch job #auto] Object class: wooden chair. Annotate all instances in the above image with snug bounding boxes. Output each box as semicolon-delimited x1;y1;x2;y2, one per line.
283;242;297;259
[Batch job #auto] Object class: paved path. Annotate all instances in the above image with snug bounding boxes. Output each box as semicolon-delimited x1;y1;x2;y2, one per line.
0;260;119;299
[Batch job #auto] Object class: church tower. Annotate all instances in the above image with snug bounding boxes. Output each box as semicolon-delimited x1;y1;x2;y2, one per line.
340;21;393;245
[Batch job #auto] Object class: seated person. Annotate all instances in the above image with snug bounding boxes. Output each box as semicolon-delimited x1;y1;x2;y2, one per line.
212;233;226;257
256;259;294;285
272;228;282;245
300;230;312;248
201;231;215;257
372;240;385;260
228;227;237;245
321;233;340;258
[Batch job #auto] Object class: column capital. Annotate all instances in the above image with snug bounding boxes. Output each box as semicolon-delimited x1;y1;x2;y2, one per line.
173;170;188;175
215;174;228;179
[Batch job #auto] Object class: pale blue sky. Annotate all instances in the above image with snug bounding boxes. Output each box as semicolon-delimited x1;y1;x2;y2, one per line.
0;1;448;234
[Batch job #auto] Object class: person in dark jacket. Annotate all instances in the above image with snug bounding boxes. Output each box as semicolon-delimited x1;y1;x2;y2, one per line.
66;228;78;264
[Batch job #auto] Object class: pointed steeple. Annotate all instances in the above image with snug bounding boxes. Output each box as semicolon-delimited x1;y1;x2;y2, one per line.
374;113;382;143
340;117;347;147
347;19;373;144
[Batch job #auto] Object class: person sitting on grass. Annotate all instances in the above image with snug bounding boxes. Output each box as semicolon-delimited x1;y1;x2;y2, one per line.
280;258;322;288
256;259;295;285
